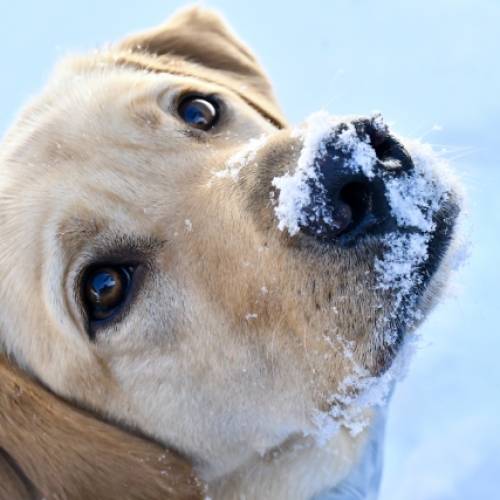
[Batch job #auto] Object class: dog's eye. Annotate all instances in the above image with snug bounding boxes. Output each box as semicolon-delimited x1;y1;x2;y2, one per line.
178;96;219;130
82;265;134;322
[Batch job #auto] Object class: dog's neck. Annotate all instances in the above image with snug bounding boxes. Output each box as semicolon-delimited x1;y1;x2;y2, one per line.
206;423;377;500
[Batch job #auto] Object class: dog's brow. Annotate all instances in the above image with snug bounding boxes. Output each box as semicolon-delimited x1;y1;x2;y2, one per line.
57;218;163;261
57;217;102;254
111;56;284;129
91;234;164;260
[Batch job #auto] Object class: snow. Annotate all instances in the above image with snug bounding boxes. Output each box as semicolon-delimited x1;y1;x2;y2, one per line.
336;123;378;178
374;138;464;335
214;134;267;180
272;113;461;337
374;232;428;317
270;112;465;446
311;336;417;448
271;111;380;236
312;405;387;500
1;2;497;498
271;112;455;241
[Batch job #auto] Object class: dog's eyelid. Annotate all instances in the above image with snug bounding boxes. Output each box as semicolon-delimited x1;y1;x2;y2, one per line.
157;89;176;116
157;85;227;132
66;234;163;336
85;234;164;260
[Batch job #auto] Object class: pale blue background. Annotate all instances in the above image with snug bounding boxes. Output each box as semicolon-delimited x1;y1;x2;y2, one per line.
1;1;498;498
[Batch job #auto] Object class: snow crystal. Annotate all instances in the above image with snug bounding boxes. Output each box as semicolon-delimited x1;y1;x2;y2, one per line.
374;137;461;330
275;112;464;442
214;134;267;181
272;112;379;236
271;112;460;328
375;233;428;304
336;124;377;178
271;112;337;235
311;336;417;445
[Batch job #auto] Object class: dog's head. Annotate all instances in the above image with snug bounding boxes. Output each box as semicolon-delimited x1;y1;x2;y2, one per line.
0;7;460;481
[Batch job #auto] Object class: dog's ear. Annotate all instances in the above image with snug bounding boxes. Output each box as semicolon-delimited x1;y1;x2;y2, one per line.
118;6;286;127
0;355;202;500
0;449;34;500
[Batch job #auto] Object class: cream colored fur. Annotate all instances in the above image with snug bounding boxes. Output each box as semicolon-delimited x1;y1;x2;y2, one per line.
0;6;457;499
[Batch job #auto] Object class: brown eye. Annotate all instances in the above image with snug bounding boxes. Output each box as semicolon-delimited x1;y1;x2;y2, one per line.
83;265;134;322
178;96;219;130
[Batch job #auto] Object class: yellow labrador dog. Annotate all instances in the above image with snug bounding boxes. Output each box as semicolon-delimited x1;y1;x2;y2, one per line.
0;6;461;500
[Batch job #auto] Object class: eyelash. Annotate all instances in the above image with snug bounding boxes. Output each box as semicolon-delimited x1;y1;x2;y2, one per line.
77;263;133;338
73;240;157;339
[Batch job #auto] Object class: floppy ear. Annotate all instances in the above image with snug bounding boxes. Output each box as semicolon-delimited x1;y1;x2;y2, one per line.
0;355;202;500
118;6;286;127
0;449;33;500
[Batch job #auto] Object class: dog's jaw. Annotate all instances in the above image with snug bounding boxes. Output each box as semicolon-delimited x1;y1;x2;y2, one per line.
205;426;371;500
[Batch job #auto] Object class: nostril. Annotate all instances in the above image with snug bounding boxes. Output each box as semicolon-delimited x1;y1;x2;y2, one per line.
295;117;405;245
357;119;414;172
372;137;412;171
338;181;372;233
372;137;397;161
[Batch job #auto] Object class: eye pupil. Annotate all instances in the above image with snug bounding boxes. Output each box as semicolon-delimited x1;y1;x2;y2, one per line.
178;97;218;130
83;266;132;322
88;270;120;305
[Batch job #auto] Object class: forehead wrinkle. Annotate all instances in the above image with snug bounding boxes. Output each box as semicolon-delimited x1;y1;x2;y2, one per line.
55;183;167;259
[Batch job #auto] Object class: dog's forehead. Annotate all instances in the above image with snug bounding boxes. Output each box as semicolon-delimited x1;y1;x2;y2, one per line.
1;55;274;179
0;54;276;249
0;67;179;234
3;67;185;158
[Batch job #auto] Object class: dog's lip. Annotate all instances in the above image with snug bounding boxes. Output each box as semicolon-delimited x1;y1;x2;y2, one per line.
299;192;459;253
312;198;460;427
374;195;460;371
415;194;460;289
331;212;394;248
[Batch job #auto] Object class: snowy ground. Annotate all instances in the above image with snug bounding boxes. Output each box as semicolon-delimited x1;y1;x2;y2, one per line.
1;1;498;498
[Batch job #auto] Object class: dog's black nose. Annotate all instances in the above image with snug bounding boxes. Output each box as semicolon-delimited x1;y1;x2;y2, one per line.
302;118;414;245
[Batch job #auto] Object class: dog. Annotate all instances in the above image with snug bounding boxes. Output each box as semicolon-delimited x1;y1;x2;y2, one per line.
0;6;461;499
